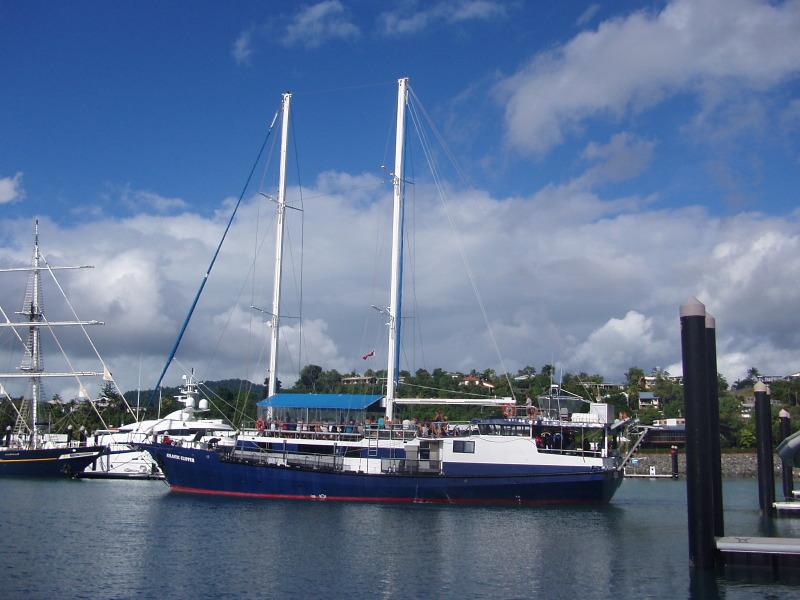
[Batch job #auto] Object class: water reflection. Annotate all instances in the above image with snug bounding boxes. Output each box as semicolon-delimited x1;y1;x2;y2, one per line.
689;569;723;600
3;478;800;599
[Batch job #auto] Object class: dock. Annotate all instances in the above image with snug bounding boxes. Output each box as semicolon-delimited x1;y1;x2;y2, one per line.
717;536;800;570
623;471;674;479
774;501;800;514
76;471;164;481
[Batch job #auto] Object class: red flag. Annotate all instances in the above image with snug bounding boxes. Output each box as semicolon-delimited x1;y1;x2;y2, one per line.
362;349;375;360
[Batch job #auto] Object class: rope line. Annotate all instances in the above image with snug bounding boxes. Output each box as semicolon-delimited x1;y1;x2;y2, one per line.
406;87;516;400
151;105;282;398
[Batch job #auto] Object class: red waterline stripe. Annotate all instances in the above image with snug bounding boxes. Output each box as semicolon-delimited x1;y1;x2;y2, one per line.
169;485;601;505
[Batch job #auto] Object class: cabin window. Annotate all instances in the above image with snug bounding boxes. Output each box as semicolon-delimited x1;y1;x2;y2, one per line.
338;446;363;458
453;441;475;454
297;444;335;455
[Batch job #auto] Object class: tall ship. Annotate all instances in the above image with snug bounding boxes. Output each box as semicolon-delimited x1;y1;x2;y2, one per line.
0;222;106;476
140;79;627;504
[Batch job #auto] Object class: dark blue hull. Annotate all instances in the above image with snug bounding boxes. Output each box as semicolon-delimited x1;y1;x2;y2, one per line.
142;444;623;505
0;446;105;478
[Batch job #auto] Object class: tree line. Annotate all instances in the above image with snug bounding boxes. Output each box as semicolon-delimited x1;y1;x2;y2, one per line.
2;364;798;448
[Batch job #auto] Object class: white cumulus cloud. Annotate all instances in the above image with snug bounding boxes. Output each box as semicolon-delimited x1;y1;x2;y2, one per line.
231;30;254;65
283;1;360;48
379;0;506;36
496;0;800;155
0;172;25;204
574;132;656;189
3;166;800;397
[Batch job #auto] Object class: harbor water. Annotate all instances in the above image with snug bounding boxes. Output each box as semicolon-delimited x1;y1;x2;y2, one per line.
1;478;799;599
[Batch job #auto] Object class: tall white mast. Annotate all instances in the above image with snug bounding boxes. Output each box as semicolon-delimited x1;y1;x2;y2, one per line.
267;92;292;418
386;77;408;422
29;220;42;446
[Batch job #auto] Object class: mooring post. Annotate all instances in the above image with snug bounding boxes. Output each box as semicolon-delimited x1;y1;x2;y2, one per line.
680;297;715;569
779;409;794;501
705;313;724;538
754;381;776;516
671;445;679;479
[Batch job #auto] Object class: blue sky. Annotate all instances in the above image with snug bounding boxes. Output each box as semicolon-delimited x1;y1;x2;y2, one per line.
6;0;797;221
2;0;800;397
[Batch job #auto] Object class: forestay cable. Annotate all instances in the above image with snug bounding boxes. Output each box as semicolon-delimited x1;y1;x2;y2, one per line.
151;106;282;400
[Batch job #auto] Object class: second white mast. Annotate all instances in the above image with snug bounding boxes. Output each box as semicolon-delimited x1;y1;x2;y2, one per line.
267;92;292;415
385;77;409;422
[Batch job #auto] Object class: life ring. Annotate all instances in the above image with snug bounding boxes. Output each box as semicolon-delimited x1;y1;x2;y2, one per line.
503;404;516;418
256;418;266;431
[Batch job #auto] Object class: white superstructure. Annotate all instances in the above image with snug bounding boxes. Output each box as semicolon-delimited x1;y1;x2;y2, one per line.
82;373;235;479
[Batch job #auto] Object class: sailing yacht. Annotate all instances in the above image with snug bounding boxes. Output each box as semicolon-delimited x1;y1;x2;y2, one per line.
0;221;106;477
139;80;626;504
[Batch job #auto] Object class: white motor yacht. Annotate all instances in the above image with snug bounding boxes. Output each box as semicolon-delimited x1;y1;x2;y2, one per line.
79;373;236;479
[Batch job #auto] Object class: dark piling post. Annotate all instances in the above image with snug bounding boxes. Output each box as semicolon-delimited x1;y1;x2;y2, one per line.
705;313;724;538
671;445;679;479
754;381;775;516
681;297;715;569
779;409;794;501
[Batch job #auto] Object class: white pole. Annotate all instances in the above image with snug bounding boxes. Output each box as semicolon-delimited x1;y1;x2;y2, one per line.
267;92;292;419
30;220;40;447
386;77;408;422
136;356;142;421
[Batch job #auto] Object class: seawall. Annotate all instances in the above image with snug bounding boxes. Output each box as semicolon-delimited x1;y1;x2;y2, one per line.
627;452;796;479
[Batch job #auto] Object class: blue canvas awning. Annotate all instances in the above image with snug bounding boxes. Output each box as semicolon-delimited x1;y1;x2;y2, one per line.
257;393;383;410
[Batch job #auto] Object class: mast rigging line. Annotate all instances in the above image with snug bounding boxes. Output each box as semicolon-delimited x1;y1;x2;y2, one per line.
202;211;276;387
290;109;305;375
291;80;396;97
39;313;110;431
401;381;498;399
151;105;282;400
405;87;516;401
169;358;238;425
41;256;136;420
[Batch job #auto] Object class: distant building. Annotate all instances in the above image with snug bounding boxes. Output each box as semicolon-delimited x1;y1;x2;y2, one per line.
740;396;755;419
459;375;495;390
643;417;685;448
638;391;661;409
579;382;625;393
653;417;685;427
341;376;378;386
643;374;682;389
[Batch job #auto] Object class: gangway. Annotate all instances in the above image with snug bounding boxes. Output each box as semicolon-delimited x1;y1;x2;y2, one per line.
617;421;649;472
